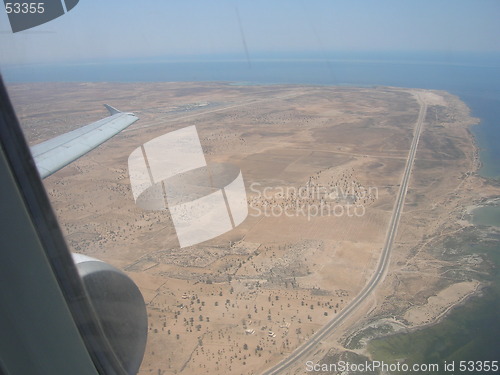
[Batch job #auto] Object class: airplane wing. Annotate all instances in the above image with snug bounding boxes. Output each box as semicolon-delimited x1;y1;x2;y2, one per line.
30;105;138;179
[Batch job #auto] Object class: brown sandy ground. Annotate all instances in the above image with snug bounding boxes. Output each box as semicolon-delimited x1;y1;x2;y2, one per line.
8;82;497;375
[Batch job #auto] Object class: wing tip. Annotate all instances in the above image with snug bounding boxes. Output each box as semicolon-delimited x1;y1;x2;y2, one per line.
104;104;121;115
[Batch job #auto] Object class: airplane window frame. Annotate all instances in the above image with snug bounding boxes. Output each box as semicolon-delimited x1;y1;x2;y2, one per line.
0;75;129;375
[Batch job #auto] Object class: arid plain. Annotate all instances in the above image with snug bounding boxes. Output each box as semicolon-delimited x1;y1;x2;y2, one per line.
8;82;497;375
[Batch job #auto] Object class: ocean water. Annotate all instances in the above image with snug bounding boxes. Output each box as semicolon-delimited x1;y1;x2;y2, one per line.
472;206;500;227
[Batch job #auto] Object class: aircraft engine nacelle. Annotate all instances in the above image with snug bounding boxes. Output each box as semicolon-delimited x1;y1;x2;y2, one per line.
72;254;148;375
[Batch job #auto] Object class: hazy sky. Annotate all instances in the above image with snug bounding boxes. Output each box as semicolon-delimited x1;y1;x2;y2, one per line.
1;0;499;65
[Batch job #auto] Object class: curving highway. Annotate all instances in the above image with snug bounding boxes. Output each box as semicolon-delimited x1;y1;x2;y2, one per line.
262;94;428;375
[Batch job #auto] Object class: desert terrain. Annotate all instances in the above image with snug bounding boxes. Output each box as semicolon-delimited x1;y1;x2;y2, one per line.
8;81;498;374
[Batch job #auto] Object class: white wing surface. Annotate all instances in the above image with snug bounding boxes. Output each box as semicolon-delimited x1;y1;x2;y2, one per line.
30;105;138;179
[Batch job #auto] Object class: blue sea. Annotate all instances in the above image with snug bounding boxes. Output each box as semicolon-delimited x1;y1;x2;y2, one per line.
2;52;499;179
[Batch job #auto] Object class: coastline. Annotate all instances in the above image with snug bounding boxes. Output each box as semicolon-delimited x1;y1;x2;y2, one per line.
388;89;485;330
360;90;500;370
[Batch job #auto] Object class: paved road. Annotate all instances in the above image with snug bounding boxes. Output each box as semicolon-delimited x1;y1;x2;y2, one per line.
262;94;428;375
124;91;303;133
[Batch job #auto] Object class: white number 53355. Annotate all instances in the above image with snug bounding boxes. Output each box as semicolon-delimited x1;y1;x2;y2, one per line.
5;2;45;14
